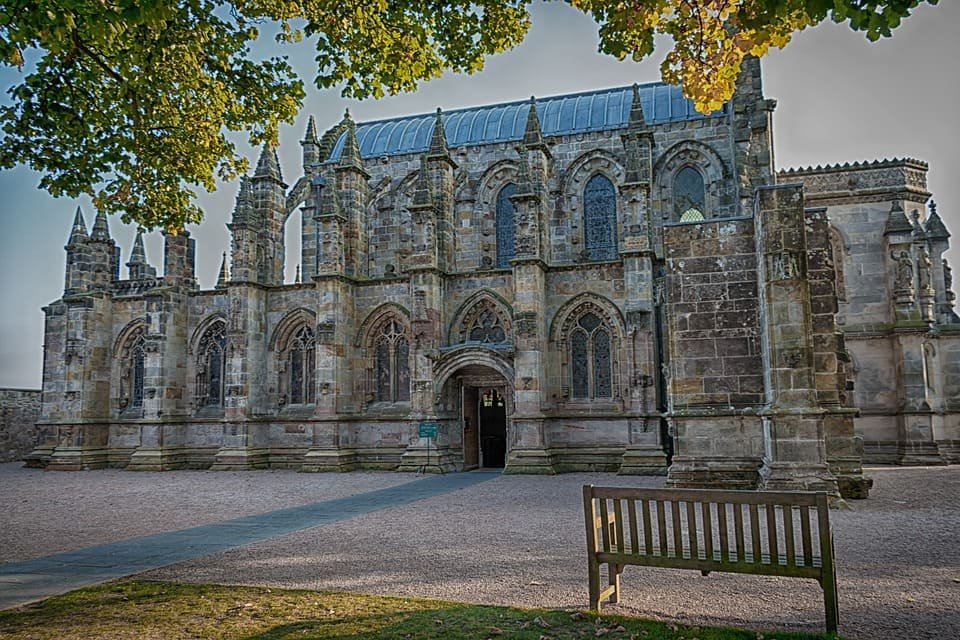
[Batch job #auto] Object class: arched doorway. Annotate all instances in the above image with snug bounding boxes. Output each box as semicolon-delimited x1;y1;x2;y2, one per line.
433;348;514;471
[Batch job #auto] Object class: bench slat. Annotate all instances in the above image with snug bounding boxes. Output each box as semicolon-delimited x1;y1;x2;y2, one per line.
614;499;625;554
749;504;761;562
734;503;745;563
686;500;698;559
628;499;640;554
599;498;611;553
702;500;714;561
594;550;824;579
586;486;821;506
784;505;796;567
800;506;813;566
766;504;779;565
641;499;653;555
671;500;683;558
717;502;729;562
656;500;668;555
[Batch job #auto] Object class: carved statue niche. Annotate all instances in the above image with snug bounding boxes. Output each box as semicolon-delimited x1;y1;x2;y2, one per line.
894;250;914;294
917;247;933;293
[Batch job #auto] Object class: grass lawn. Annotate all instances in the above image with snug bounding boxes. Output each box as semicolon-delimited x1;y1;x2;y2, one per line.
0;580;838;640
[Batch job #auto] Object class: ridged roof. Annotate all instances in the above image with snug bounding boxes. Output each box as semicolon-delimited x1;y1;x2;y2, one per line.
779;157;929;175
326;82;720;162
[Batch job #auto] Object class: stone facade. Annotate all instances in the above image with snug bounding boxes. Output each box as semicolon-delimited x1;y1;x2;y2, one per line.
29;59;959;498
0;388;42;462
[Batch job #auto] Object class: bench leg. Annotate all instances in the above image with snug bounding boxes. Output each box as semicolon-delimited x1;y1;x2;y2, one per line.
609;563;622;604
588;555;602;611
822;573;839;634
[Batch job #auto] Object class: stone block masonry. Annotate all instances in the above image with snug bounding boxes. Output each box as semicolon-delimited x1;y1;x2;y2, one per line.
0;389;42;462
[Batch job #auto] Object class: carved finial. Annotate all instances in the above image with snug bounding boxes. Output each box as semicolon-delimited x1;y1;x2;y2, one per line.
295;264;302;284
337;117;364;171
304;115;318;142
628;83;649;131
924;200;950;240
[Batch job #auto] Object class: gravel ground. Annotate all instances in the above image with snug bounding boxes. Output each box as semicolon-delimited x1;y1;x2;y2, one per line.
3;463;958;638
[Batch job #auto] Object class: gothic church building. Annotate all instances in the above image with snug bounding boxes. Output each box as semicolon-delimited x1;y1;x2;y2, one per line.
30;60;959;499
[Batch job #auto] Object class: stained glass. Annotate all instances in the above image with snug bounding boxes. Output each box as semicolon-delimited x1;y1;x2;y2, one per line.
579;312;601;331
289;349;304;404
496;183;516;268
286;325;316;405
584;175;617;260
593;329;612;397
196;321;227;408
674;167;705;220
375;339;391;401
571;329;589;399
207;346;223;406
374;320;409;402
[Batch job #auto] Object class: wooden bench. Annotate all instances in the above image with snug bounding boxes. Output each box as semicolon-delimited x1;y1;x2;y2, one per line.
583;485;839;633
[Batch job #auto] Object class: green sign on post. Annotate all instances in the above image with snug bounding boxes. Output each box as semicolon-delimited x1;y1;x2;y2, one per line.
418;421;438;438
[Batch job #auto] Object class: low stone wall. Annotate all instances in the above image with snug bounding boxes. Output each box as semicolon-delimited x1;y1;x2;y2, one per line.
0;389;41;462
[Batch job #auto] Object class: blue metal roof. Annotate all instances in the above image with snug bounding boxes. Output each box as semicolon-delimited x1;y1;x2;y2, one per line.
327;82;723;162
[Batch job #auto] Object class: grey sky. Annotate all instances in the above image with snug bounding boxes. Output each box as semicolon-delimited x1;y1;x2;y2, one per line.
1;1;957;388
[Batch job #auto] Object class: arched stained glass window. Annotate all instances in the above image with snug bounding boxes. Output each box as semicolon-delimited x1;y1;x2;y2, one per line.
286;325;316;404
674;167;706;221
584;174;617;260
375;319;410;402
569;312;613;399
119;324;146;412
196;320;227;408
496;183;517;268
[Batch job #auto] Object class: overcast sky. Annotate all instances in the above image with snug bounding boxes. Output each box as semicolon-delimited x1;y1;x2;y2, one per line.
1;1;958;389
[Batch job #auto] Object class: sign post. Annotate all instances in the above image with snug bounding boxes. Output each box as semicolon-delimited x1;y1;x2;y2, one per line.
417;421;443;474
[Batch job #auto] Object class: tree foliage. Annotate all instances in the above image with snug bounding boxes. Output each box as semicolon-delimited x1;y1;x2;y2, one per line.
0;0;938;231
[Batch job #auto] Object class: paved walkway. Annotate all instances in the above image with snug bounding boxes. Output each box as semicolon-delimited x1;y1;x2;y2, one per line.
0;470;498;610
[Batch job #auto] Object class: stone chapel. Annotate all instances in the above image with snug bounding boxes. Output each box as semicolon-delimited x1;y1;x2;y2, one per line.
28;59;959;499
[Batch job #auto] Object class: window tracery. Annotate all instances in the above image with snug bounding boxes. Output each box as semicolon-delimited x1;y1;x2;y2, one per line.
496;183;516;268
374;319;410;402
195;320;227;409
118;324;146;412
583;174;617;260
284;325;316;405
569;312;613;399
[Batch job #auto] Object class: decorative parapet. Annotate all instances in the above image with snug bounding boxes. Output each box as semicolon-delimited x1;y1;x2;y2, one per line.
778;158;930;205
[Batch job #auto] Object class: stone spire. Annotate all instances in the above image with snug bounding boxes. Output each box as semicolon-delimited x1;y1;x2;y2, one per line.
522;97;547;152
924;201;950;240
90;209;111;241
337;110;365;172
428;108;451;158
231;175;254;225
216;252;230;288
67;206;88;246
412;154;432;207
515;148;534;197
301;115;320;168
883;201;914;235
253;144;283;183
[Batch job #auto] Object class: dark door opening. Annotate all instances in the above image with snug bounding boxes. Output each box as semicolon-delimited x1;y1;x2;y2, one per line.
478;388;507;468
462;386;480;470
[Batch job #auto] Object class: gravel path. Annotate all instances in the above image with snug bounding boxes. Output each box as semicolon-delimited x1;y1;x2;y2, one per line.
3;463;958;638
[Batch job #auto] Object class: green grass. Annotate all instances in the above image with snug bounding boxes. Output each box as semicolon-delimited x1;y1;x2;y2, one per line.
0;580;839;640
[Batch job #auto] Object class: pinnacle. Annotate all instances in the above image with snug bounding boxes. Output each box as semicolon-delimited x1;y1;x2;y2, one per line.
68;206;88;244
925;201;950;240
523;96;546;150
883;200;913;236
412;154;432;207
628;82;649;131
254;144;283;183
217;252;230;288
337;117;365;172
91;209;111;241
128;231;147;265
428;107;450;158
303;115;318;143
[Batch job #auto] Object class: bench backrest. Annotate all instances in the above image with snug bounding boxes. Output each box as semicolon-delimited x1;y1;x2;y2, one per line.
584;485;832;576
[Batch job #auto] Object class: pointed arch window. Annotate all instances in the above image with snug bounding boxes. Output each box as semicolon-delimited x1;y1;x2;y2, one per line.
674;166;706;221
286;325;316;405
196;320;227;408
119;325;146;413
584;174;617;260
570;312;613;399
375;320;410;402
496;183;517;268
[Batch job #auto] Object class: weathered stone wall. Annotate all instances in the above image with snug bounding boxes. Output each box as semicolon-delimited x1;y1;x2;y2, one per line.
0;388;42;462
